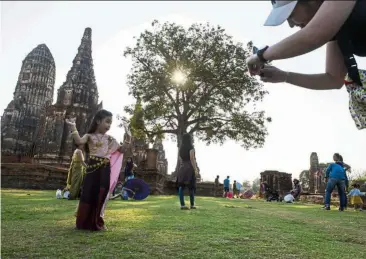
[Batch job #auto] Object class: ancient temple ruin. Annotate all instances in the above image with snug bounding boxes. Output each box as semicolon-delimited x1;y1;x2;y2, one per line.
302;152;330;194
37;28;102;165
153;137;168;175
1;44;56;157
260;170;292;195
1;28;100;165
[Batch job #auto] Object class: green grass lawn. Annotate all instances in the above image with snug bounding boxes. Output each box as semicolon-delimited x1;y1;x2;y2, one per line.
1;189;366;259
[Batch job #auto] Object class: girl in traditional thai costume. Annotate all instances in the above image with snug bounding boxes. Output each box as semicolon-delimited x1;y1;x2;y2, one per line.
65;144;87;200
66;109;131;231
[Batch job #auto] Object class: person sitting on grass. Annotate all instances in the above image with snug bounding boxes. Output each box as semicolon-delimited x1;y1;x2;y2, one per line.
291;179;302;201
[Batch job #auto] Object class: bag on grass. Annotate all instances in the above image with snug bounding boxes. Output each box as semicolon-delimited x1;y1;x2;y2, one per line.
56;189;62;199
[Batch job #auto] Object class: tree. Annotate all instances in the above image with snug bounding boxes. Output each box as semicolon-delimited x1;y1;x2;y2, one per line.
123;20;271;171
242;180;251;190
252;178;260;193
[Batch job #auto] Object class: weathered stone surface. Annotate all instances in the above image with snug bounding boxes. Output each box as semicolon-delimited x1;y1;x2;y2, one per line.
1;44;56;157
1;163;68;190
260;170;292;195
153;137;168;175
1;162;220;197
35;28;101;164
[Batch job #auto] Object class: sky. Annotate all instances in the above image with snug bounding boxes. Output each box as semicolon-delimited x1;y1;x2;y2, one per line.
1;1;365;183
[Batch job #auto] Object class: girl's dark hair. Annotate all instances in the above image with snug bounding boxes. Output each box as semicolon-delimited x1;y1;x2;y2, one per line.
333;153;341;161
179;133;194;158
87;109;113;134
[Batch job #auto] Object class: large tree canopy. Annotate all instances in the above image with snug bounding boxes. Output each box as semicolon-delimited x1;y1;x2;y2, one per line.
123;20;270;150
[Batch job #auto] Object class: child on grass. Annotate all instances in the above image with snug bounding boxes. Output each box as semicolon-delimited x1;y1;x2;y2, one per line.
66;109;131;231
348;183;365;211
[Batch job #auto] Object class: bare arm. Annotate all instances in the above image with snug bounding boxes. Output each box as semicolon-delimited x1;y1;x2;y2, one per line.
118;135;132;153
67;121;89;145
189;149;199;174
263;1;356;61
286;42;347;90
76;150;87;168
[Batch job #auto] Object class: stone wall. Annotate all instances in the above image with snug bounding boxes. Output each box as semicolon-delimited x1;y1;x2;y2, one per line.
260;170;292;195
1;163;222;197
1;163;68;190
163;181;223;197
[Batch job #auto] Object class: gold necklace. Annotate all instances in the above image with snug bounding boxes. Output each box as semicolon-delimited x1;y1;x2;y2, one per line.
95;134;105;148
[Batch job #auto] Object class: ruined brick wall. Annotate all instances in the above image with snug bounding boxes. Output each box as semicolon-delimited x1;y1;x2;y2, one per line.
1;163;68;190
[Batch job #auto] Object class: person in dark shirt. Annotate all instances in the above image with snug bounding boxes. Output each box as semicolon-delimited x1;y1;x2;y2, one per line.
292;179;302;200
214;175;220;197
233;180;239;198
176;133;199;210
223;176;230;198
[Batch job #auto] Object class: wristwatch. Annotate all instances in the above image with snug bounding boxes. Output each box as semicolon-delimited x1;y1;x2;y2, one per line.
256;46;269;63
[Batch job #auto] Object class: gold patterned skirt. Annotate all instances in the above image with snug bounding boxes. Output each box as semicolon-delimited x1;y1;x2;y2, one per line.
350;196;363;205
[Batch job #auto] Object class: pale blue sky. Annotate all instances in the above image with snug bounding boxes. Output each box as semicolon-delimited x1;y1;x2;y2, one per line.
1;1;365;182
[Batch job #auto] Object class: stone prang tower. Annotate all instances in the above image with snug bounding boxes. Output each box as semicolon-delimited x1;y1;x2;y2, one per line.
1;44;56;156
36;28;102;165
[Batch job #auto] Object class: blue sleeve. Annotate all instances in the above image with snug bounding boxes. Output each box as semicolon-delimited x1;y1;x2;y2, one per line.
325;164;332;178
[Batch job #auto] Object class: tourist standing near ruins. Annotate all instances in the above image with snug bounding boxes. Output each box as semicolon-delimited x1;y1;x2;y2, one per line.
65;144;87;200
176;133;198;210
233;180;239;198
66;109;131;231
214;175;220;196
247;1;366;130
223;176;230;198
323;153;348;211
336;154;351;209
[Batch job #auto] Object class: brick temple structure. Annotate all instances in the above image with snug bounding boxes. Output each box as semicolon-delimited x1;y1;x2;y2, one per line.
299;152;331;194
35;28;102;165
1;27;102;165
153;137;168;175
260;170;292;195
1;44;56;157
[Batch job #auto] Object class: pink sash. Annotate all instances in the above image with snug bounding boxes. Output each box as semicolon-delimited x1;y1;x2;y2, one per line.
100;151;123;218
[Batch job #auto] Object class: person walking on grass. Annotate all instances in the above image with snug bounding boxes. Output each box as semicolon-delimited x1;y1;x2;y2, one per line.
176;133;199;210
323;153;348;211
223;176;230;198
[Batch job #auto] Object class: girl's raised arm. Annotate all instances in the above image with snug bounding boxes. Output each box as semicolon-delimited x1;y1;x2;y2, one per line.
65;118;89;145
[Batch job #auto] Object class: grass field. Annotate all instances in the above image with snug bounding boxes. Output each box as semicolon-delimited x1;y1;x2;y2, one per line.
1;189;366;259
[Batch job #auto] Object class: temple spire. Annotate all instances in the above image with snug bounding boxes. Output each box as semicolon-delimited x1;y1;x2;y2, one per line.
56;27;98;107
